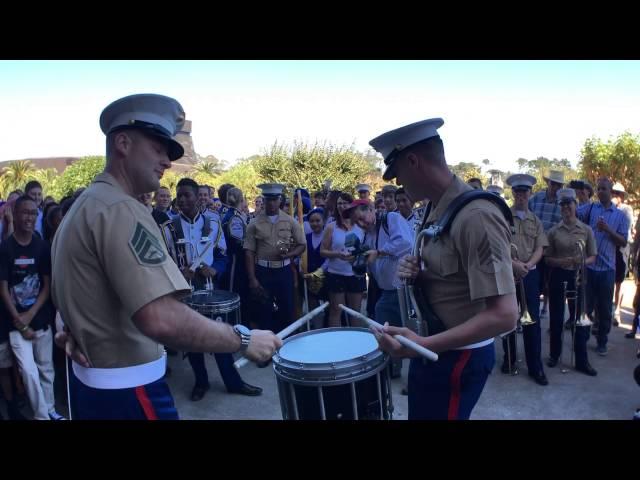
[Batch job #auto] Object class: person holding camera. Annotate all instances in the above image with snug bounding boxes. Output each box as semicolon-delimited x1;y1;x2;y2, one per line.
348;200;413;378
320;194;366;328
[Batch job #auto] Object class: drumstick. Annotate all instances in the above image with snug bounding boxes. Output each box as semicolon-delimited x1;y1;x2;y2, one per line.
338;304;438;362
234;302;329;369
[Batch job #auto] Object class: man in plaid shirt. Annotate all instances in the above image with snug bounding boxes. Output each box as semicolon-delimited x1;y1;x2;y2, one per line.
529;170;565;316
528;170;565;233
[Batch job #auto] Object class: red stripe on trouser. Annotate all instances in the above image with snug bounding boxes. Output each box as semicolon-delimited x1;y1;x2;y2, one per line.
448;350;472;420
135;386;158;420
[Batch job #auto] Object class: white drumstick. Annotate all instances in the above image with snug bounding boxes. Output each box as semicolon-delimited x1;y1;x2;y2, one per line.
339;304;438;362
234;302;329;369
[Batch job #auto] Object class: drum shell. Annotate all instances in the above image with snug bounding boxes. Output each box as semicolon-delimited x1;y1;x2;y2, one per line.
272;328;393;420
182;290;241;325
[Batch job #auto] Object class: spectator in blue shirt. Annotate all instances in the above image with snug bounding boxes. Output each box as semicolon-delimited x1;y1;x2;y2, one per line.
578;178;630;355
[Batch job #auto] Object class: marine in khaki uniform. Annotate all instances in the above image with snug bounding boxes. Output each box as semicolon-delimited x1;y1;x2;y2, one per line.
500;174;549;385
52;94;281;420
244;183;306;359
545;188;598;376
368;117;518;420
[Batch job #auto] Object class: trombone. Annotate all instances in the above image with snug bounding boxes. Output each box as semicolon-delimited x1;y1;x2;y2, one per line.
510;244;536;327
561;240;591;372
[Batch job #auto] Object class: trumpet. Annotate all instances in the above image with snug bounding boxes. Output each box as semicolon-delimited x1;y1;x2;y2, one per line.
510;244;536;326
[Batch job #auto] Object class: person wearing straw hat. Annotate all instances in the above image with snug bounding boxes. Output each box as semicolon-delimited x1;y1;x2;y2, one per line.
367;117;518;420
51;94;281;419
529;169;566;317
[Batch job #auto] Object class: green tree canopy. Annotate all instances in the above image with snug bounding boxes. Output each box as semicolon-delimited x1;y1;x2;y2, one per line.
515;156;578;193
252;141;377;196
50;156;106;199
216;159;263;203
0;160;36;197
450;162;483;182
579;131;640;207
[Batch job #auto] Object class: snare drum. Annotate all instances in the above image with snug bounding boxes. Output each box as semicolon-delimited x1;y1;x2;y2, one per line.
273;328;392;420
182;290;241;325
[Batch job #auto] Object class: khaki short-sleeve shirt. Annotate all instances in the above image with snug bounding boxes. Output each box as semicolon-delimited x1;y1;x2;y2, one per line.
545;220;597;270
51;173;191;368
420;176;516;330
511;208;548;263
243;210;306;261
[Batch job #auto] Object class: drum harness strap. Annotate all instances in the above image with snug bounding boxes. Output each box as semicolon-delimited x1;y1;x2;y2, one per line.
414;190;515;337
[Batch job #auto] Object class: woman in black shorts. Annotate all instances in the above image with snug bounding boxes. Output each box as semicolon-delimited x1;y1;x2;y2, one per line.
320;193;366;327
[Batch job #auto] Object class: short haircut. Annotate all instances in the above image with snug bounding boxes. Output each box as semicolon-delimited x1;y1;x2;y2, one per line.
177;177;199;195
218;183;236;204
199;185;212;195
25;180;42;193
14;195;36;211
314;191;326;199
569;180;585;190
395;187;409;199
597;177;613;190
375;198;385;207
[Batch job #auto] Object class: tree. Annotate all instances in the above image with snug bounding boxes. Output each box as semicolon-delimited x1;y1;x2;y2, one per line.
579;131;640;207
29;168;60;198
217;159;263;203
515;156;579;193
50;156;106;199
0;160;36;197
194;155;226;176
450;162;483;182
252;141;376;196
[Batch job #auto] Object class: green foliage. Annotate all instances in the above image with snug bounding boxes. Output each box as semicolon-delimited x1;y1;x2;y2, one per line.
579;131;640;207
194;155;226;176
450;162;484;182
0;160;36;197
217;159;263;203
515;156;579;193
252;141;377;197
49;156;106;199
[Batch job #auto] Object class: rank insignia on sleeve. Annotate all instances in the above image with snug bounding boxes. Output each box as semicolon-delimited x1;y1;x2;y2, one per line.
129;222;167;265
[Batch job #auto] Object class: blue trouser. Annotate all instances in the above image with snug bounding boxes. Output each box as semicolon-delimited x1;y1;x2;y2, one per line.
69;362;179;420
549;268;590;367
375;289;404;377
187;352;243;391
501;268;544;375
586;269;615;348
408;343;494;420
255;265;294;333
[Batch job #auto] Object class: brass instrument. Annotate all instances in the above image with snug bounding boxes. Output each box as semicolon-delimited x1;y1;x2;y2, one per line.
398;228;428;338
561;240;590;372
510;244;536;326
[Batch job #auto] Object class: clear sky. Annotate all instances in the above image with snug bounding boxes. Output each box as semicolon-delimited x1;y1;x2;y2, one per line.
1;60;638;172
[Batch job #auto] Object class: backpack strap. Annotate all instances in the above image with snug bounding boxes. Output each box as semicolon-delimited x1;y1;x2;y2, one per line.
422;190;514;242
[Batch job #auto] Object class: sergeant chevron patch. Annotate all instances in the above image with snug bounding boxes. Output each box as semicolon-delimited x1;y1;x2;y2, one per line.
129;222;167;266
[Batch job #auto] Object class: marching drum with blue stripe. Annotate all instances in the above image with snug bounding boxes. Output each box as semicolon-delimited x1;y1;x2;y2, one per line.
273;328;392;420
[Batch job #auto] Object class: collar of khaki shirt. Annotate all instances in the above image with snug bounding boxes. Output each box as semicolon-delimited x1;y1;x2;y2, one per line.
510;207;538;223
426;175;472;224
556;219;588;233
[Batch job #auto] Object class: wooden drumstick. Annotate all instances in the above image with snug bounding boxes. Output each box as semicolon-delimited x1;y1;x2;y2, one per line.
338;304;439;362
233;302;329;369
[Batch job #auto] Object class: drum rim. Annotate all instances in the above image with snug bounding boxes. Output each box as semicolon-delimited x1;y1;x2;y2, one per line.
272;327;388;386
183;290;241;313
